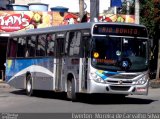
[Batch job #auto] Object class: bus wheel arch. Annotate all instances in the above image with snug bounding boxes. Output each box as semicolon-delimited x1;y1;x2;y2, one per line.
26;72;34;96
66;73;77;101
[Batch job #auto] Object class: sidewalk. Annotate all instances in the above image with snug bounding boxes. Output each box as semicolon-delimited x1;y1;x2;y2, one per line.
150;79;160;88
0;80;10;88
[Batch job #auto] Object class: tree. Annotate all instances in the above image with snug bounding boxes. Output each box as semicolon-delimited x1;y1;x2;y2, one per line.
154;0;160;80
140;0;154;38
140;0;160;80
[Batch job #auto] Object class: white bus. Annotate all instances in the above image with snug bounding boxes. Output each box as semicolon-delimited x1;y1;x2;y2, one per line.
3;22;149;101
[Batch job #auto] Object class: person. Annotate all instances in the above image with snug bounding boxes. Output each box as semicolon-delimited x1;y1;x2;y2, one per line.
125;48;135;57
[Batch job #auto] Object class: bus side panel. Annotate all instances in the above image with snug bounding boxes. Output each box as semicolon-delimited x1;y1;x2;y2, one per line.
61;57;80;92
5;58;54;90
33;72;54;91
5;59;26;89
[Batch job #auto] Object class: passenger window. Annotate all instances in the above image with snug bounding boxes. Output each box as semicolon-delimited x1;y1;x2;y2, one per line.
8;38;17;58
17;37;26;57
36;35;46;57
26;36;36;57
74;32;81;55
66;31;81;56
65;32;70;55
47;34;55;56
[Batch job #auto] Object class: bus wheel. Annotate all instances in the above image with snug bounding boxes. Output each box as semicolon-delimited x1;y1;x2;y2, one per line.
67;78;76;101
26;74;33;96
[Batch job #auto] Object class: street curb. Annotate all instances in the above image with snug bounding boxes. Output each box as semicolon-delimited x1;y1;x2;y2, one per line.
0;81;10;88
149;80;160;88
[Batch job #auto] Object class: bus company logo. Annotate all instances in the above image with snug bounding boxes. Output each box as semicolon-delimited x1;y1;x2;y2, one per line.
118;80;123;84
0;13;31;32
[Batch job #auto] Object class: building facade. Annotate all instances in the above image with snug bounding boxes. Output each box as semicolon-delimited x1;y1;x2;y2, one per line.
15;0;42;5
0;0;9;9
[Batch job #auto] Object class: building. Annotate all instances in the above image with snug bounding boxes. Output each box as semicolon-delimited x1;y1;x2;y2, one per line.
14;0;42;5
0;0;9;9
14;0;111;13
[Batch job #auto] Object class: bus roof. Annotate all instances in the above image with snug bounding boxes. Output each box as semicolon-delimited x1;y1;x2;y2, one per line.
0;22;147;38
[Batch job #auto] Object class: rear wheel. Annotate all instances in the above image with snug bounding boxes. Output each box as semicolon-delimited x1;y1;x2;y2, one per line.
67;78;76;101
26;74;33;96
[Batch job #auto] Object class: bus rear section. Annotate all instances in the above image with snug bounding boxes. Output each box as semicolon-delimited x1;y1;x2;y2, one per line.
84;23;149;96
0;37;8;82
5;35;56;93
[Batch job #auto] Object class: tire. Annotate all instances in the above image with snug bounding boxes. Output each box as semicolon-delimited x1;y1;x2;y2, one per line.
26;74;33;96
67;78;77;101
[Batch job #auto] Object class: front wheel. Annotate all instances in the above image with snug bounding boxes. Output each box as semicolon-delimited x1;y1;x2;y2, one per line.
26;75;33;96
67;78;77;101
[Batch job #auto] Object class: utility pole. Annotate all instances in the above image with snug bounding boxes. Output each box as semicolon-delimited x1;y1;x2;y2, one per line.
135;0;140;24
90;0;99;22
79;0;85;21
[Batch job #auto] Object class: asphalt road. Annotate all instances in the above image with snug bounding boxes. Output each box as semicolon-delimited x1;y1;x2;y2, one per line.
0;87;160;113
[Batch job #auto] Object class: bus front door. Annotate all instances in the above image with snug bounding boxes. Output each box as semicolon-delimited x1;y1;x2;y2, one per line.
81;37;90;91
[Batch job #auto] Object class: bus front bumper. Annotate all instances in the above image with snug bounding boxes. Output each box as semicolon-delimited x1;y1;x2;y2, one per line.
88;79;149;95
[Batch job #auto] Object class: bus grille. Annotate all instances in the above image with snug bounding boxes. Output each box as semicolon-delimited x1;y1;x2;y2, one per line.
106;80;132;84
111;74;138;79
110;86;130;91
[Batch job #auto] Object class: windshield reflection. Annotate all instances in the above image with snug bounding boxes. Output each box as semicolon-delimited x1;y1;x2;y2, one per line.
91;36;148;72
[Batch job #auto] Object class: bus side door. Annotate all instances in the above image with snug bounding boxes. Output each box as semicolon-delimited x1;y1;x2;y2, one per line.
55;35;65;91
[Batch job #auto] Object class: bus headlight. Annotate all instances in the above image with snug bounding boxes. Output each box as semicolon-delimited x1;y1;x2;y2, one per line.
90;73;105;83
135;76;148;85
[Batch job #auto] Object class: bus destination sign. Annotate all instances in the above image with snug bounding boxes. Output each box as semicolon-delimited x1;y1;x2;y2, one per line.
93;24;148;37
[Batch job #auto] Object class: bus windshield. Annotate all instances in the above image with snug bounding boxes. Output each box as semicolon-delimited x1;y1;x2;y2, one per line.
91;36;149;72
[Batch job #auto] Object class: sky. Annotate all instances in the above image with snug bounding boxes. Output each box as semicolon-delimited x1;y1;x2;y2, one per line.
43;0;111;13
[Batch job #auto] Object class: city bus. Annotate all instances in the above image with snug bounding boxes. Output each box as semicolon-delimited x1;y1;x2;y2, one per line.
3;22;149;101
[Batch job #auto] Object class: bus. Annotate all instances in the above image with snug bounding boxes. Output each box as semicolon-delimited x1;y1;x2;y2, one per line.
3;22;149;101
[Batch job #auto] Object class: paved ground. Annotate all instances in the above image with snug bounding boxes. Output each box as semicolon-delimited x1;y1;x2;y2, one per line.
0;82;160;114
0;81;10;88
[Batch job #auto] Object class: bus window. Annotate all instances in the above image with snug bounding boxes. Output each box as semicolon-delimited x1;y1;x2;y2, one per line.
17;37;26;58
47;34;55;56
8;38;17;58
26;36;36;57
81;36;90;58
65;32;69;55
74;32;81;55
36;35;46;57
66;31;81;56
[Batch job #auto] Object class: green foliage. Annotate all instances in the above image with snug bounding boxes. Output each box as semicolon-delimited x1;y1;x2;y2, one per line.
140;0;155;38
140;0;160;38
